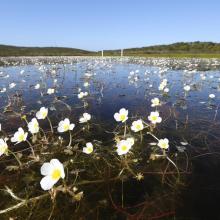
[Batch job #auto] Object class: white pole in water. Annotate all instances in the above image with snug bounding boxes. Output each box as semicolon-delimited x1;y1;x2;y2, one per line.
121;49;123;57
101;50;104;57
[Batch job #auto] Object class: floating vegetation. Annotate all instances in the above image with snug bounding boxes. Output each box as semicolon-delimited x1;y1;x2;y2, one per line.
0;57;220;219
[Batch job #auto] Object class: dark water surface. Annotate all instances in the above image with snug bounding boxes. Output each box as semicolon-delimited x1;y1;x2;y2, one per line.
0;57;220;219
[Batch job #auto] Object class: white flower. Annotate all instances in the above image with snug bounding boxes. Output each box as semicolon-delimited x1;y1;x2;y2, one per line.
126;137;135;146
116;138;134;155
0;138;8;156
148;111;162;124
28;118;39;134
164;88;169;93
11;127;28;144
184;85;190;92
36;107;48;120
83;142;93;154
35;84;40;89
0;88;6;93
131;120;144;132
9;83;16;89
209;94;215;99
78;91;88;99
79;113;91;123
83;82;89;87
158;79;167;91
151;98;160;107
57;118;75;133
47;88;55;94
20;70;25;74
114;108;128;123
78;92;84;99
158;138;169;149
40;159;65;191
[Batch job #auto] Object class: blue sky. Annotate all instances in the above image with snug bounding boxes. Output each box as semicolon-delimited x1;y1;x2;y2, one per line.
0;0;220;51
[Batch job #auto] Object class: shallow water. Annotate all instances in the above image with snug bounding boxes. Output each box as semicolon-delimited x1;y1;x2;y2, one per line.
0;57;220;219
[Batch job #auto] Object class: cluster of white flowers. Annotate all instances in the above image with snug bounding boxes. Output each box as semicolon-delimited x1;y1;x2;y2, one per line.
78;91;88;99
158;79;168;91
0;104;94;191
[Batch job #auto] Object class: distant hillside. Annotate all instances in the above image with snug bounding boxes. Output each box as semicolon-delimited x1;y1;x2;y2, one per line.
1;42;220;57
104;42;220;56
0;45;94;56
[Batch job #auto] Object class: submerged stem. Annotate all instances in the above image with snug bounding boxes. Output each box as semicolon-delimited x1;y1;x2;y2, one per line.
47;116;54;133
123;122;127;138
166;156;180;182
8;150;22;167
68;131;72;147
26;140;36;157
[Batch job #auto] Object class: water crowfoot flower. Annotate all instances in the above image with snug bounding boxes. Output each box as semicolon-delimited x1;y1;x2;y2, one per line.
34;83;40;89
47;88;55;95
11;128;28;144
79;113;91;123
40;159;65;191
0;138;8;156
36;107;48;120
164;87;169;93
209;94;215;99
148;111;162;124
158;138;169;150
9;83;16;89
28;118;39;134
36;107;53;133
57;118;75;133
78;92;88;99
184;85;190;92
114;108;128;123
151;98;161;107
116;138;134;155
131;120;144;132
158;79;167;91
83;142;94;154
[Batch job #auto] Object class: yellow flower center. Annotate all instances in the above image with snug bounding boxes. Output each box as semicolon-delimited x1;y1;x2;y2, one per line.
120;115;126;121
51;169;61;180
63;124;70;131
18;134;25;142
42;112;47;118
161;143;167;148
0;145;7;154
136;124;142;130
87;147;93;153
121;145;128;151
151;116;157;121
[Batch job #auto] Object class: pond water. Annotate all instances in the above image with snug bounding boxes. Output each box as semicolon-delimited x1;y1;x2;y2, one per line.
0;57;220;219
